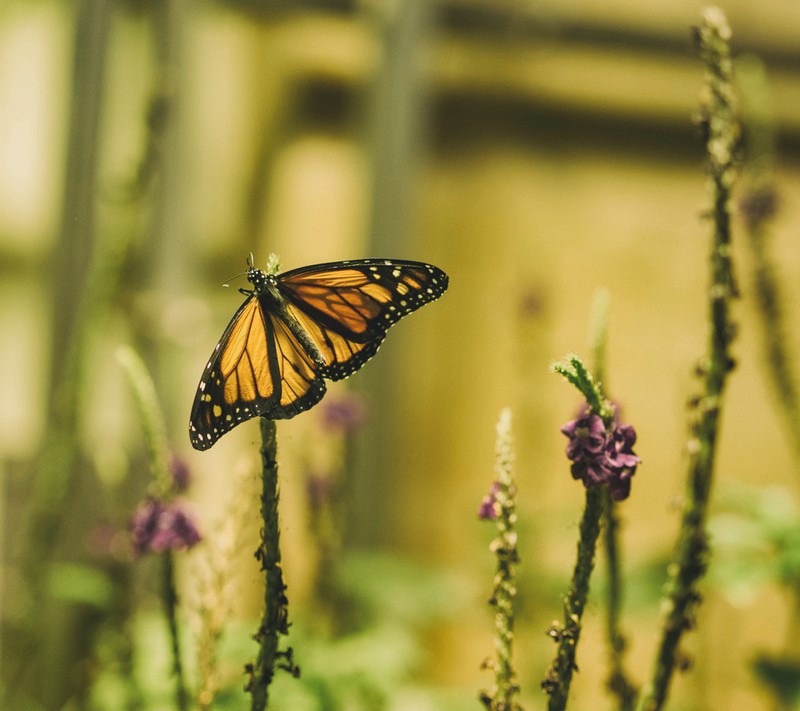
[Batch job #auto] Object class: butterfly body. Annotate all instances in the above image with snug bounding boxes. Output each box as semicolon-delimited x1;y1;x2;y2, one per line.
244;266;328;368
189;256;448;450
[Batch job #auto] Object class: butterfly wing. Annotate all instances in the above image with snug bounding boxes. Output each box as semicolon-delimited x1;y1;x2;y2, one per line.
189;294;326;450
190;258;448;450
277;259;449;381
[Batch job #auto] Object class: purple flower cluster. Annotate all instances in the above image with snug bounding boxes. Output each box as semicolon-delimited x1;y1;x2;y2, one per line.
561;410;639;501
477;482;501;520
319;392;367;435
131;498;202;557
168;452;192;492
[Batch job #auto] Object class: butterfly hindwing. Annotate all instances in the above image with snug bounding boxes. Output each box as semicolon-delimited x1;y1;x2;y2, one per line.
263;309;327;419
189;257;448;450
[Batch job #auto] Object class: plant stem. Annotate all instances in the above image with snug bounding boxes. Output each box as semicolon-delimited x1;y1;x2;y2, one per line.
13;0;114;705
249;418;295;710
480;408;522;711
588;293;638;709
543;486;604;711
602;490;638;710
737;57;800;469
638;8;738;710
163;552;189;711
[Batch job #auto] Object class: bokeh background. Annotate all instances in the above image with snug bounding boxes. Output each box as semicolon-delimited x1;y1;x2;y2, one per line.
3;0;800;709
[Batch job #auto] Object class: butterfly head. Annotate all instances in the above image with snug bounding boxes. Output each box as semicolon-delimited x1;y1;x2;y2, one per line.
245;253;281;294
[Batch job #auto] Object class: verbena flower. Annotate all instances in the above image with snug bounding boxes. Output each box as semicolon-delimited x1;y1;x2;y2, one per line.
131;498;202;556
739;186;778;231
604;422;639;501
478;482;501;520
318;392;367;434
168;452;192;492
561;410;640;501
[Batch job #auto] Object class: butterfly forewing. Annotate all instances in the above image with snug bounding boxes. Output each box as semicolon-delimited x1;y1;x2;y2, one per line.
279;259;448;379
218;298;275;402
189;296;326;450
189;258;448;450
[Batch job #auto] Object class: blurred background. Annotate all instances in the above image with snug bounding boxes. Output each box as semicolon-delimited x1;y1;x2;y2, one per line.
3;0;800;709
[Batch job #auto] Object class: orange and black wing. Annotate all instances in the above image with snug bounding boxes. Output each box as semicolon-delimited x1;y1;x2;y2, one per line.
189;295;326;450
277;259;449;381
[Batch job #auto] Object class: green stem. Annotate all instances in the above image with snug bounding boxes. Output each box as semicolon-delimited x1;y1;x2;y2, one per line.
12;0;114;706
639;8;738;710
543;486;604;711
737;58;800;469
249;418;295;710
602;491;638;710
480;408;522;711
589;290;638;708
163;552;189;711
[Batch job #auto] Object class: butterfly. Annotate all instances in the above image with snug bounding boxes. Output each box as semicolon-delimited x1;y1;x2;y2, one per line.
189;255;449;450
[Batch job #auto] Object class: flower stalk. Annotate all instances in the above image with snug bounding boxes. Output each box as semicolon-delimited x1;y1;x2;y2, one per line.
479;408;523;711
737;56;800;468
545;356;639;710
120;346;196;710
639;8;739;710
247;417;297;711
602;489;637;711
588;291;638;709
163;552;190;711
542;486;604;711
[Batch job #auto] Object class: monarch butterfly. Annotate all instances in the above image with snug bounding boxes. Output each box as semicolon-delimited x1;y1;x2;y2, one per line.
189;255;449;450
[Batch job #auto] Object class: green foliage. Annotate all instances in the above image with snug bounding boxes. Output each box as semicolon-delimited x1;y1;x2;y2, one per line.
244;552;472;711
334;552;474;627
81;552;473;711
752;656;800;709
710;485;800;599
48;562;116;609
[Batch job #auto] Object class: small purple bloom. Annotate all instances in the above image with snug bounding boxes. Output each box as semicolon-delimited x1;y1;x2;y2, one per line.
739;187;778;231
561;409;640;501
168;452;192;492
319;392;367;435
478;482;501;520
561;412;607;460
604;423;640;501
131;498;202;557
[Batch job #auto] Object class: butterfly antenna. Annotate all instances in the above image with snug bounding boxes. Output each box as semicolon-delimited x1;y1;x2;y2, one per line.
221;267;249;288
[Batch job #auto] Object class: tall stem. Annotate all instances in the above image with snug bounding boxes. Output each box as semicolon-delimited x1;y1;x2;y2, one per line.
544;487;604;711
249;418;295;710
639;8;738;710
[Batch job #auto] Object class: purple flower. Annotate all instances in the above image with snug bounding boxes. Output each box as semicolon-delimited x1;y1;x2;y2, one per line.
561;409;640;501
168;452;192;492
478;482;501;520
604;423;640;501
131;498;202;557
561;412;607;461
739;187;778;231
319;392;367;435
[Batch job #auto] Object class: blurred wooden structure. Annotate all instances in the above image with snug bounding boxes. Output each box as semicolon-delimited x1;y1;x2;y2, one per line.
3;1;800;709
